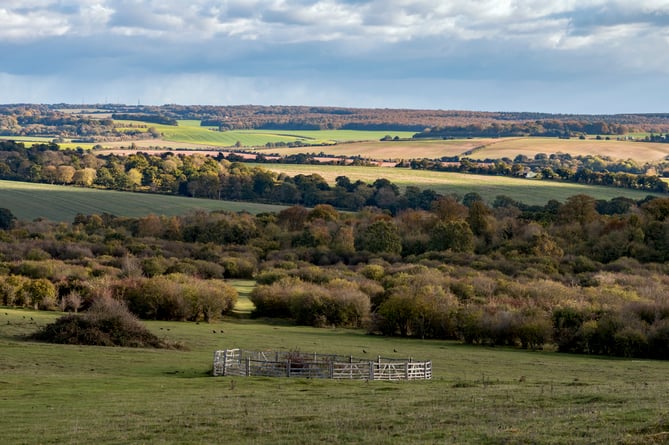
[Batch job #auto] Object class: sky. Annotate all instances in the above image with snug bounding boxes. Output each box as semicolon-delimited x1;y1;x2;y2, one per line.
1;0;668;114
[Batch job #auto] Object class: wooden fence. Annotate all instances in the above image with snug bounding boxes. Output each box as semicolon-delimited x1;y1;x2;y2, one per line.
213;349;432;381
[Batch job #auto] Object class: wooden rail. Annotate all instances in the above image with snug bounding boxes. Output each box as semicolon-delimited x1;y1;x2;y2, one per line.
213;349;431;381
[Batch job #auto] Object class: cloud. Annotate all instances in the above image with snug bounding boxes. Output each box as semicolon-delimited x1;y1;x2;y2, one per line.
1;1;668;112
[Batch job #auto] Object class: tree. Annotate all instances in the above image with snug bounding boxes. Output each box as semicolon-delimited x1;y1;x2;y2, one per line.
73;168;97;186
0;208;16;230
558;194;598;226
356;220;402;255
429;220;475;252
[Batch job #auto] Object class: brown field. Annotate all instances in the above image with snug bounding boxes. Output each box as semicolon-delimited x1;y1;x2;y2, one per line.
255;139;492;160
92;135;669;166
469;137;669;162
237;137;669;163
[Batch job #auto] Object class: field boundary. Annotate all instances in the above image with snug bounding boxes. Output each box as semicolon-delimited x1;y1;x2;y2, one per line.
213;349;432;381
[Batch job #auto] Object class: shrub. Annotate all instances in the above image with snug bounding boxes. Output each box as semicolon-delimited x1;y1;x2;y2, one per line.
375;283;458;339
613;326;648;358
457;306;485;344
648;319;669;360
552;307;589;353
250;278;370;328
23;278;58;310
359;264;385;281
250;279;294;318
30;297;173;348
255;268;290;285
0;275;28;306
123;274;237;322
186;278;238;322
516;310;552;350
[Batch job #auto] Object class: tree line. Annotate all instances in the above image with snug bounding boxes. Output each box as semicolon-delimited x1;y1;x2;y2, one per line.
406;153;669;193
6;104;669;140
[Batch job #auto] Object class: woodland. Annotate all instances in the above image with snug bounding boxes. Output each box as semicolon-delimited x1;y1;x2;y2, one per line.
4;103;669;137
2;105;669;360
2;175;669;358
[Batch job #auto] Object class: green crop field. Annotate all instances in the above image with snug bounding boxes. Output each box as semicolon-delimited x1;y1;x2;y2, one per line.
110;120;416;148
246;163;663;206
1;306;668;444
0;180;287;222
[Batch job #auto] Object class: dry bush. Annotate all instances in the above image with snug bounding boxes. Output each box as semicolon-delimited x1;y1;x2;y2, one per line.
30;297;176;348
251;277;370;328
122;274;237;322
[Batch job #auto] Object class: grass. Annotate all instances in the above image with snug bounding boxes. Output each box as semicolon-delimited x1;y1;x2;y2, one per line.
245;163;664;206
109;120;416;149
6;122;667;164
0;180;287;222
1;306;668;444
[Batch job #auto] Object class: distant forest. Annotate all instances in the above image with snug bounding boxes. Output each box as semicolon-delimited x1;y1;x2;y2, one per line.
4;104;669;140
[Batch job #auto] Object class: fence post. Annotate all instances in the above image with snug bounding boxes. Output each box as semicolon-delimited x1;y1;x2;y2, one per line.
287;360;291;377
246;357;250;377
369;361;374;381
405;361;409;380
223;349;228;376
329;360;334;379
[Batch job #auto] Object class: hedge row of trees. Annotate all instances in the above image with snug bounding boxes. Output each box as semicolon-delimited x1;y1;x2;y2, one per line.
407;154;669;193
414;120;629;138
0;141;443;213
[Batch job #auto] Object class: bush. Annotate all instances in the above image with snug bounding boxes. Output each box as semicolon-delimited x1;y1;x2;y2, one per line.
31;297;174;348
552;306;589;353
122;274;237;322
648;319;669;360
516;311;552;350
23;278;58;310
0;275;28;306
250;278;370;328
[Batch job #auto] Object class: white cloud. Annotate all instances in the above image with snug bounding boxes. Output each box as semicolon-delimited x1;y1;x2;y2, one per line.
1;1;669;111
0;7;70;40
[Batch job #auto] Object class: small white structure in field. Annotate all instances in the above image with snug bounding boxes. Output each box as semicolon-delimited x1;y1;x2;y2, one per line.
213;348;431;381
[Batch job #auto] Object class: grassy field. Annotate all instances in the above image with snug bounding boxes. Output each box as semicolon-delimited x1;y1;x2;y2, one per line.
0;180;287;222
1;306;668;444
246;163;663;206
0;168;662;223
111;120;416;148
5;121;667;163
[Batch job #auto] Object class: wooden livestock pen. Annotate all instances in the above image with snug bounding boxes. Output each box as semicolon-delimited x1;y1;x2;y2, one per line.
213;349;432;381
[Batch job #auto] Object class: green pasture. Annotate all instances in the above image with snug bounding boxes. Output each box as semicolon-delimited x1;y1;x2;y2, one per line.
1;307;668;444
243;129;417;142
247;163;663;206
111;120;416;148
0;180;286;222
